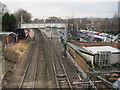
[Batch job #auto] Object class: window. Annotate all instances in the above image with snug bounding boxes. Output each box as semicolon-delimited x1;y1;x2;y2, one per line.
96;51;111;67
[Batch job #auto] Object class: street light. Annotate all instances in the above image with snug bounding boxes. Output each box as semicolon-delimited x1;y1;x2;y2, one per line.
74;22;78;31
43;19;45;29
51;21;52;40
73;22;79;40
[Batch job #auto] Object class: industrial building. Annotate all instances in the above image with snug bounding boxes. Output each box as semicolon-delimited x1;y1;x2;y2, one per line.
80;46;120;67
66;41;120;88
67;41;120;67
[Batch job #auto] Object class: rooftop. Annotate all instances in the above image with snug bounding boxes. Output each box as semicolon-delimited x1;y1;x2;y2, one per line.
0;32;15;35
72;41;120;49
86;46;120;54
67;42;94;56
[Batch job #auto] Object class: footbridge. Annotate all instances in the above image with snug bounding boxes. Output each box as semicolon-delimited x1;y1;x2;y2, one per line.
19;22;67;29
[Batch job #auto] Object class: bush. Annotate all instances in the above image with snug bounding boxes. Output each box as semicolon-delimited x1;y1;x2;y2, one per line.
3;49;19;64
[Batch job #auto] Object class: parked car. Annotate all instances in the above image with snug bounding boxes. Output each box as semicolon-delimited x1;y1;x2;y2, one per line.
99;33;110;38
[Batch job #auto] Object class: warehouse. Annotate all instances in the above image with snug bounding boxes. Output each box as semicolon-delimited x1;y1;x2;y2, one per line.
83;46;120;67
67;41;120;67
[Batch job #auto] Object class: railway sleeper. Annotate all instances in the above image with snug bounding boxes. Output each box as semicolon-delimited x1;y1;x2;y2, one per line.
59;83;69;88
22;82;33;88
57;74;66;78
29;42;36;43
59;79;67;83
59;82;69;85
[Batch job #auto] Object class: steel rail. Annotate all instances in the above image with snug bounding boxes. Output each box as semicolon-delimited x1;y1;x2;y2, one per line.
41;31;73;89
19;29;41;89
19;42;35;89
42;32;60;89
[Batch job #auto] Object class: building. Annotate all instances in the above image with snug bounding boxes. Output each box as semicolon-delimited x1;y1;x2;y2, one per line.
0;32;18;48
84;46;120;67
67;41;120;67
66;41;120;88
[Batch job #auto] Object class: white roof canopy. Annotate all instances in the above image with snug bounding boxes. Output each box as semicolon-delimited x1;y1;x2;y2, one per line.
86;46;120;54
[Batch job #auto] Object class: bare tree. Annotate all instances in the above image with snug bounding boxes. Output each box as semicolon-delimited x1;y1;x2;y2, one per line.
13;9;32;23
67;18;78;40
46;16;60;23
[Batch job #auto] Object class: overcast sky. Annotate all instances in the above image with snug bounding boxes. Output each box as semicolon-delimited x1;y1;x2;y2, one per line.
1;0;119;19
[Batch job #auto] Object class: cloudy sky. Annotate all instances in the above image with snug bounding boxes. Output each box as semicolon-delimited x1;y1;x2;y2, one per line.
1;0;119;19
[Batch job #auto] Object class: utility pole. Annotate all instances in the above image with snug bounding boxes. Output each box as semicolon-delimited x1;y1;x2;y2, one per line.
51;21;52;40
21;14;23;24
74;22;78;31
19;14;23;28
0;18;1;32
43;19;45;28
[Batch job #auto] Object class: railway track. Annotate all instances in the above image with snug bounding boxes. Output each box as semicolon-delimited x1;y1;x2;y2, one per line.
41;30;85;89
18;29;118;89
52;40;72;89
8;29;86;89
19;39;36;89
19;29;44;89
52;36;85;88
42;31;73;89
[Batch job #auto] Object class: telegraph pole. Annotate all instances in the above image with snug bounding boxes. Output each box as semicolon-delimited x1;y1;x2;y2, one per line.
21;14;23;23
51;21;52;40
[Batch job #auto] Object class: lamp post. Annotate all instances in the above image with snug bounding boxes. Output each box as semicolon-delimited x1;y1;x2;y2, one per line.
44;19;45;29
51;21;52;40
74;22;78;31
0;10;2;32
73;22;79;40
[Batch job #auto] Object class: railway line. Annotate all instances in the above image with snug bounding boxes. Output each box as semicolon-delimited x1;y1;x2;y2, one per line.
49;31;119;89
42;30;83;88
19;29;44;89
4;28;115;89
18;29;76;89
51;37;85;88
3;29;80;89
42;32;73;89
